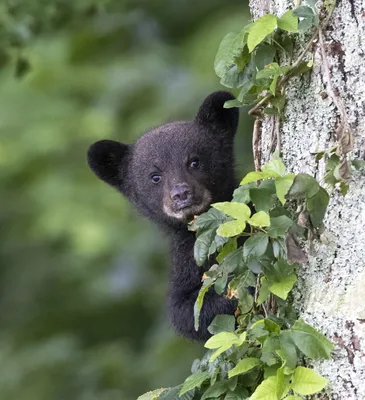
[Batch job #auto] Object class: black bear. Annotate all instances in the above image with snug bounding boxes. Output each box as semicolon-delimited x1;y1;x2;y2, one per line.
87;91;239;341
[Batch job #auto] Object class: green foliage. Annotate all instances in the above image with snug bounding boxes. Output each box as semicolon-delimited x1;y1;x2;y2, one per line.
0;1;255;400
141;157;334;399
138;389;167;400
314;146;365;195
214;2;322;115
291;366;328;395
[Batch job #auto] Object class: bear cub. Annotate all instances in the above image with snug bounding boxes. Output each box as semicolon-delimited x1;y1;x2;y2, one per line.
87;91;239;341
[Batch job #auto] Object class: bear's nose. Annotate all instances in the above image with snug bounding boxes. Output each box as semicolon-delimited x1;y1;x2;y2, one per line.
170;183;193;207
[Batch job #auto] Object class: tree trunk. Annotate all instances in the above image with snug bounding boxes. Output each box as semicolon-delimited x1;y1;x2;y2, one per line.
248;1;365;398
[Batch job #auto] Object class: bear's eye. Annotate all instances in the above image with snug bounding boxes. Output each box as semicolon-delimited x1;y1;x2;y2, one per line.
151;174;161;184
190;158;200;169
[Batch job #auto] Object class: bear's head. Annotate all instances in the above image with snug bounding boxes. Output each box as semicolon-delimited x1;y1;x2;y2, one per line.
87;91;239;229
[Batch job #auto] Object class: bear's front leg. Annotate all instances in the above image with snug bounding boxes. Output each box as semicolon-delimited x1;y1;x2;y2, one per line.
168;286;237;341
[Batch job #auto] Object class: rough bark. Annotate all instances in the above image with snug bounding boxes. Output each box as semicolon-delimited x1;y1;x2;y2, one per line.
248;1;365;398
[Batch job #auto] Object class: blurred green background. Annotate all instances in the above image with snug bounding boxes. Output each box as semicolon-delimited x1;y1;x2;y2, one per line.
0;1;253;399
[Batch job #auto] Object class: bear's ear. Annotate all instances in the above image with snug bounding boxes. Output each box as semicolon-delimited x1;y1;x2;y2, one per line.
195;91;239;135
87;140;130;189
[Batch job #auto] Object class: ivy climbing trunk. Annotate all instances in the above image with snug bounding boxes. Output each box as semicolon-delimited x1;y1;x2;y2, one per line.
249;1;365;398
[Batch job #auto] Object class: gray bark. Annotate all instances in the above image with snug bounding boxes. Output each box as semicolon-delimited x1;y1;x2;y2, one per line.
248;0;365;398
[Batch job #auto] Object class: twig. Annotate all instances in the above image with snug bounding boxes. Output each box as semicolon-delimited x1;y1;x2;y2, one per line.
252;118;262;171
318;29;347;122
254;275;260;303
275;115;281;154
318;28;353;154
248;2;337;117
262;303;268;318
248;93;272;116
270;117;277;153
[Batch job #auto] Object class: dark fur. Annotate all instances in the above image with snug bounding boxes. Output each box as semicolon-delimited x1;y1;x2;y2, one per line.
87;91;239;341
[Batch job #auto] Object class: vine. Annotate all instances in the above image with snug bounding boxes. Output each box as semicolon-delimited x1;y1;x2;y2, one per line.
137;1;350;399
139;157;333;400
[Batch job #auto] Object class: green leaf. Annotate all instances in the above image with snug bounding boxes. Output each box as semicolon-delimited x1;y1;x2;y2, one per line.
267;216;293;238
264;259;294;280
194;228;217;266
208;315;236;335
264;259;296;299
257;276;270;305
137;388;166;400
256;44;277;70
229;270;256;291
275;363;290;399
212;202;251;220
214;32;247;78
284;396;302;400
250;376;277;400
290;319;334;359
216;238;237;263
248;14;277;52
248;211;271;227
262;158;287;177
201;381;231;400
205;332;242;362
352;159;365;170
263;107;278;116
205;332;240;349
270;94;286;114
286;173;320;200
298;17;315;32
279;331;298;370
221;65;247;89
340;182;349;196
261;335;281;366
232;183;255;204
263;319;281;333
269;274;297;300
250;188;276;212
194;278;214;330
224;99;243;108
256;62;281;80
281;35;294;56
228;358;262;378
275;174;295;205
292;366;328;395
224;389;250;400
190;208;227;231
243;232;269;258
234;46;251;72
278;10;299;32
272;237;286;258
293;6;316;32
220;248;245;274
293;5;315;18
160;385;195;400
214;272;228;294
307;187;329;229
238;290;254;314
269;75;278;95
237;78;256;100
180;372;210;396
240;171;275;185
217;220;246;237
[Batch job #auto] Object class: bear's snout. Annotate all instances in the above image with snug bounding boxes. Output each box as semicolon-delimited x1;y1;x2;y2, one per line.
170;183;193;209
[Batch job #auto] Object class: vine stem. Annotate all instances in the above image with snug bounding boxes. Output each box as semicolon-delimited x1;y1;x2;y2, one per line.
248;1;337;117
252;118;262;172
248;94;272;116
318;28;353;154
